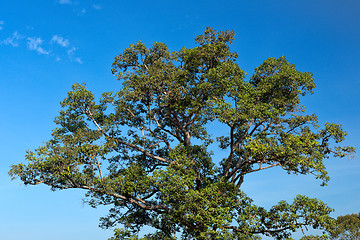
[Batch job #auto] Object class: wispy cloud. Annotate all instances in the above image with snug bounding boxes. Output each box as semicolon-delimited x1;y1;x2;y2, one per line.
56;1;103;15
67;46;76;56
66;46;82;63
51;36;82;63
27;37;49;55
58;0;72;5
0;20;4;30
74;57;82;64
1;30;81;63
51;35;70;47
92;4;102;10
0;31;24;47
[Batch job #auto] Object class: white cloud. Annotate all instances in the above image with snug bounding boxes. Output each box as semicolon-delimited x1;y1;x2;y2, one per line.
51;35;70;47
0;20;4;30
74;57;82;64
1;29;81;62
66;46;82;64
27;37;49;55
0;31;23;47
58;0;72;4
67;46;76;56
92;4;102;10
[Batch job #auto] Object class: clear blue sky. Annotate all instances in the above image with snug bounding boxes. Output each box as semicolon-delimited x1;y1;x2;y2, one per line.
1;0;359;239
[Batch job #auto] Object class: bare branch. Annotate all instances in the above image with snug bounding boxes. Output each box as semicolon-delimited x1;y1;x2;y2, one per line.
94;156;103;181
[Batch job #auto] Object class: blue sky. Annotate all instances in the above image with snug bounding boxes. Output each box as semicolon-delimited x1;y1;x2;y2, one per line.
1;0;359;239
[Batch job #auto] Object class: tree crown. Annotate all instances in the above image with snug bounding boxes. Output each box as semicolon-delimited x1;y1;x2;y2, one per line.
9;27;355;240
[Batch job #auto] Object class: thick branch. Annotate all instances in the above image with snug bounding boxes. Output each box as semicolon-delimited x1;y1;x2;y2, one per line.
157;108;184;143
224;225;295;235
79;185;166;211
241;163;280;175
224;125;235;178
116;138;171;164
232;163;281;187
64;173;166;211
225;120;258;179
86;107;171;164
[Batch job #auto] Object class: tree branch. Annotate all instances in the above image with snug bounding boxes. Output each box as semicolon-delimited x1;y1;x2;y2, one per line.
94;156;103;181
86;107;171;164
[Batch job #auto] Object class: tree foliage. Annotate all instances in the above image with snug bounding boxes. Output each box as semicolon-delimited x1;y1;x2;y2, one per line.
9;28;355;239
330;212;360;240
298;235;328;240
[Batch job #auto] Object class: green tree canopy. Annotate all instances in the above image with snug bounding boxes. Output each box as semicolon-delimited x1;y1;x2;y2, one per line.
9;28;355;240
330;212;360;240
297;235;326;240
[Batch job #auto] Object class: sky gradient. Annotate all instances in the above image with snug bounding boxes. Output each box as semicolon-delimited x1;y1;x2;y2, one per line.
1;1;359;239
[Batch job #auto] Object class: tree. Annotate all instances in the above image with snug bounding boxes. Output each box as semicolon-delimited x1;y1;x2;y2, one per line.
298;235;328;239
330;212;360;240
297;235;327;240
9;28;355;240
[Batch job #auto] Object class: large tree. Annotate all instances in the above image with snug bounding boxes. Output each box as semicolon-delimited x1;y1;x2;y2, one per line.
330;212;360;240
9;28;355;239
